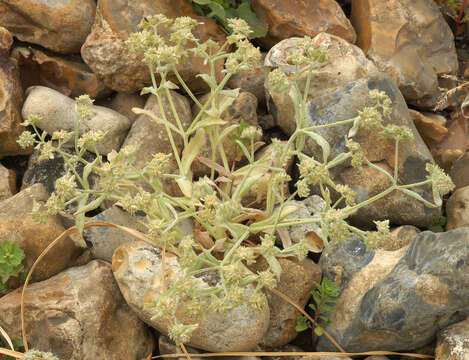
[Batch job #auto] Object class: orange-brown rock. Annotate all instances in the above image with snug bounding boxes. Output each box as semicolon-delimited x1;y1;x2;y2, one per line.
351;0;458;108
81;0;226;93
445;186;469;230
410;110;448;145
0;163;16;201
436;316;469;360
0;26;12;54
0;184;82;282
12;46;111;100
96;92;147;124
0;0;96;54
252;0;356;49
0;260;154;360
450;151;469;189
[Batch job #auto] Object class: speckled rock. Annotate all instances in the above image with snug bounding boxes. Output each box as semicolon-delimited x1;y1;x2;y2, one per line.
0;0;95;54
12;46;111;99
112;241;270;352
450;151;469;189
351;0;458;108
0;50;31;158
0;163;16;200
251;257;322;348
0;26;13;54
410;110;448;146
252;0;356;49
317;228;469;352
81;0;225;93
436;317;469;360
0;184;81;282
0;260;154;360
96;92;147;124
22;86;131;155
267;41;439;227
384;225;420;251
446;186;469;230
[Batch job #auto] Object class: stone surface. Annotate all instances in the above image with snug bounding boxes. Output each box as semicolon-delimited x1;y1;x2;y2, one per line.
96;93;147;124
192;90;259;178
252;0;356;49
384;225;420;251
446;186;469;230
22;86;131;155
0;184;81;282
351;0;458;108
0;26;13;54
12;46;111;99
0;163;16;200
266;38;439;227
410;110;448;145
317;228;469;352
450;151;469;189
0;0;96;54
251;257;322;348
436;317;469;360
0;51;31;158
112;241;270;352
81;0;225;93
0;260;154;360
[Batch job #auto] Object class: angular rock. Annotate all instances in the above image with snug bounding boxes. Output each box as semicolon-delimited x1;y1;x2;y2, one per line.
0;184;81;282
12;46;111;99
450;151;469;189
96;93;147;124
318;228;469;352
436;317;469;360
0;51;31;158
112;241;270;352
22;86;131;155
81;0;225;93
0;0;96;54
252;0;356;49
251;257;322;348
410;110;448;145
0;260;154;360
445;186;469;230
0;26;13;54
0;163;15;200
384;225;420;251
351;0;458;108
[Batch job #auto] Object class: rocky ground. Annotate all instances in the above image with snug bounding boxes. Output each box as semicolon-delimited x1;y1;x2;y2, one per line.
0;0;469;360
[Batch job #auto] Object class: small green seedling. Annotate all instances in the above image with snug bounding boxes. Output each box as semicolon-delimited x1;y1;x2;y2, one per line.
0;241;25;295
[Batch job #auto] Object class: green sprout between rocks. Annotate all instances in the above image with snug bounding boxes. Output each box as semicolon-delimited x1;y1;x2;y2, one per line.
17;16;455;345
0;241;25;296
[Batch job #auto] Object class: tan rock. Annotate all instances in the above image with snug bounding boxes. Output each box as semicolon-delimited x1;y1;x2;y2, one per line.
81;0;225;93
436;317;469;360
384;225;420;251
12;46;111;99
0;184;81;282
252;0;356;49
446;186;469;230
112;241;270;352
0;0;96;54
0;26;13;54
351;0;458;108
0;260;154;360
450;151;469;189
410;110;448;145
0;163;16;200
96;92;147;124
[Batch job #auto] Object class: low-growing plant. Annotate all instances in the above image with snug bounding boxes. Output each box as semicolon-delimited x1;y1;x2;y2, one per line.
17;15;454;346
0;241;25;296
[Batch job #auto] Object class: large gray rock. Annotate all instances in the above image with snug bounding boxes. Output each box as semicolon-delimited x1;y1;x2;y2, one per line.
22;86;131;155
112;241;270;352
0;260;154;360
317;228;469;352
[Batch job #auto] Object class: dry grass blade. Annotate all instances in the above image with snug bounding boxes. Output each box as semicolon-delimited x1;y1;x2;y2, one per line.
179;342;192;360
20;221;179;351
152;350;433;359
0;347;23;358
0;324;14;351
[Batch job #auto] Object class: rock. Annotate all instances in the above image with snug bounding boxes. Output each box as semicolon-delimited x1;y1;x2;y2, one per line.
121;90;192;195
252;0;356;49
0;51;32;158
0;184;81;282
0;163;16;200
445;186;469;230
250;257;322;348
22;86;131;155
12;46;111;99
450;151;469;189
436;317;469;360
81;0;225;93
227;53;270;107
0;260;154;360
410;110;448;145
0;26;13;54
159;335;201;360
192;90;259;178
384;225;420;251
0;0;96;54
351;0;458;108
266;39;439;227
96;92;147;124
112;241;270;352
317;228;469;352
